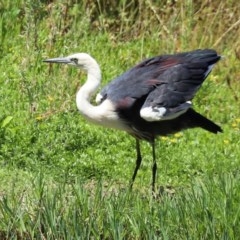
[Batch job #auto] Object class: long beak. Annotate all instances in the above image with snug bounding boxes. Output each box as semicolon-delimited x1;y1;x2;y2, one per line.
43;57;71;64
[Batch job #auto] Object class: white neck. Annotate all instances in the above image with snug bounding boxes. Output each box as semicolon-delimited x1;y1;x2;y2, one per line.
76;56;126;130
76;62;101;118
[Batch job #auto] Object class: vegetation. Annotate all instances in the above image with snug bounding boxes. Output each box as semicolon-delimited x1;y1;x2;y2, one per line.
0;0;240;239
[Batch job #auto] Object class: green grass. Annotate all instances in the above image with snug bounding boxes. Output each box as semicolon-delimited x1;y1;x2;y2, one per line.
0;0;240;239
0;173;240;239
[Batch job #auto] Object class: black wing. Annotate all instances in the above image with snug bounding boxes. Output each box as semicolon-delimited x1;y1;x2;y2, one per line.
99;49;221;121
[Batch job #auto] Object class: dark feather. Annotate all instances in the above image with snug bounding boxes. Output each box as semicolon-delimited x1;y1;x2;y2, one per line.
100;49;222;141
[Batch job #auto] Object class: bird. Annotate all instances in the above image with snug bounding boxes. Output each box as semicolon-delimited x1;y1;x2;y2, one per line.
43;49;222;192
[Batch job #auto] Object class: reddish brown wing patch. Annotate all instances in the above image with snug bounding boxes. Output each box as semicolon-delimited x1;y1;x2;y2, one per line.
116;96;136;109
146;79;160;85
135;55;178;68
135;56;180;78
157;58;180;70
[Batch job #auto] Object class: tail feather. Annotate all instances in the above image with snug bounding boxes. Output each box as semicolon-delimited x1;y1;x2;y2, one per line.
187;109;222;134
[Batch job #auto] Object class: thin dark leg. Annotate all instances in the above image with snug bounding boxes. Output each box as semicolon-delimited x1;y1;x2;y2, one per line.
130;139;142;189
151;140;157;193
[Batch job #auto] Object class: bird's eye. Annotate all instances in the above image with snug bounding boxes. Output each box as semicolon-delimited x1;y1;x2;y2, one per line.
71;58;78;64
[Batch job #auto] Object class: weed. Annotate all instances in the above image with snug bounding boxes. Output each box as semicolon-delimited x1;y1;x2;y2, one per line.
0;0;239;238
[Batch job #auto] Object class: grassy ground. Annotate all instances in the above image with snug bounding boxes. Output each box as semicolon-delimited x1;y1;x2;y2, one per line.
0;0;240;239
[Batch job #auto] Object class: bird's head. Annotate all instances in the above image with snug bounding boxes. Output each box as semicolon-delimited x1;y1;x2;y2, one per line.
43;53;99;72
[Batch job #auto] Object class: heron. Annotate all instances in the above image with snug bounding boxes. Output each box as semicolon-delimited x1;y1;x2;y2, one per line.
43;49;222;192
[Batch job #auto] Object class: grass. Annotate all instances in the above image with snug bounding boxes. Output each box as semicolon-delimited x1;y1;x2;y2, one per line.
0;0;240;239
0;173;240;239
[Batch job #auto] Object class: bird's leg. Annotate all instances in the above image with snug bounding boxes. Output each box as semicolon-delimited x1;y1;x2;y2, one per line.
151;139;157;193
130;139;142;189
